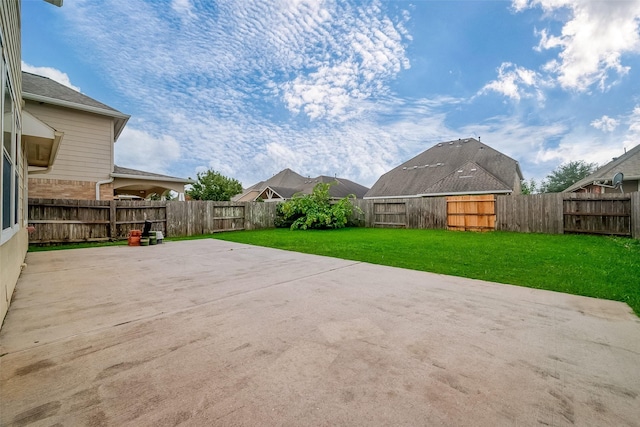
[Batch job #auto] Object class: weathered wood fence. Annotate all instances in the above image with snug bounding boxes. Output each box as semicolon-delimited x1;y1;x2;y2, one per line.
352;198;447;229
354;192;639;238
28;199;277;244
28;192;640;244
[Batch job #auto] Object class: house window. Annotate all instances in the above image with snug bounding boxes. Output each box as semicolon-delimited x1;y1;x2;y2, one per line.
1;60;19;239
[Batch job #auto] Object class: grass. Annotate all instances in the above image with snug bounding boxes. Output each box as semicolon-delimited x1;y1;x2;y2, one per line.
212;228;640;316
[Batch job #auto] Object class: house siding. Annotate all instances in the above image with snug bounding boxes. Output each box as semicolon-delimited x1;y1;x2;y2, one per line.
24;101;114;183
1;0;26;327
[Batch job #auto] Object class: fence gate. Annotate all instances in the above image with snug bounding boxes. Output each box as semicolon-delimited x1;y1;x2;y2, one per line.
210;205;245;232
563;197;631;236
447;195;496;231
373;202;407;228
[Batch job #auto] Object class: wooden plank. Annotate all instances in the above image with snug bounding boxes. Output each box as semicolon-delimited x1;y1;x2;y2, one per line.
115;219;167;225
110;200;117;240
564;228;631;236
446;195;495;231
631;192;640;239
28;220;110;224
563;212;630;217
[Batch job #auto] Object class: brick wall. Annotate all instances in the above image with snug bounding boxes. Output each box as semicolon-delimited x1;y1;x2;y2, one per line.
29;178;114;200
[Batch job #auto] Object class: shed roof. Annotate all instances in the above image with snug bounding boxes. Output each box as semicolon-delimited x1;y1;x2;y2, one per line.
365;138;522;198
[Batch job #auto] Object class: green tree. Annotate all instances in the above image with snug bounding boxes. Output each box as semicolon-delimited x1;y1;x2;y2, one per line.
147;191;174;201
540;160;597;193
278;182;360;230
187;169;243;201
520;178;538;195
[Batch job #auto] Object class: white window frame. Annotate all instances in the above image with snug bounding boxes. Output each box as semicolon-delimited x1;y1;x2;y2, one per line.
1;52;20;244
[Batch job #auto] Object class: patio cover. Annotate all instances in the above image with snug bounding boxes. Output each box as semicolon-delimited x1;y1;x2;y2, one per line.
111;165;193;198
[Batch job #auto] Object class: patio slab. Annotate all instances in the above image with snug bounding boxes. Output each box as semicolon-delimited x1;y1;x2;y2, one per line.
1;239;639;426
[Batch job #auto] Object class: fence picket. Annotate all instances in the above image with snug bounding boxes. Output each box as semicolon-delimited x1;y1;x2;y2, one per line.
28;192;640;244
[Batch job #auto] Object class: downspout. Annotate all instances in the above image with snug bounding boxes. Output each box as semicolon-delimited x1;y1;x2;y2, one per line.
96;177;114;200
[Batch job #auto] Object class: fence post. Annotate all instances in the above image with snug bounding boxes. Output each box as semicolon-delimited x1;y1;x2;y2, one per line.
110;200;117;241
632;192;640;239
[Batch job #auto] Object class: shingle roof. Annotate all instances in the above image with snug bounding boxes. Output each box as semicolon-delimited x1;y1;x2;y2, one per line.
564;143;640;192
365;138;522;198
112;165;192;183
238;169;369;200
22;72;123;114
422;161;511;195
22;71;130;141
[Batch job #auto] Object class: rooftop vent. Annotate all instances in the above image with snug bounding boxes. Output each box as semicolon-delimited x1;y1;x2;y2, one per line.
437;143;443;147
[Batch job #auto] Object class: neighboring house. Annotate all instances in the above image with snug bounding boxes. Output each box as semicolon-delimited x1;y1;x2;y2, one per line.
234;168;369;202
22;71;191;200
2;0;64;326
564;144;640;193
365;138;523;199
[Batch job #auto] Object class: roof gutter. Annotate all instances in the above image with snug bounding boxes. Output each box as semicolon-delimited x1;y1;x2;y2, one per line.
417;190;512;197
365;190;512;200
364;194;423;200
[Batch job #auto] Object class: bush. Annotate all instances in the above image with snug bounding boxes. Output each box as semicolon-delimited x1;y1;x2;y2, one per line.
277;182;361;230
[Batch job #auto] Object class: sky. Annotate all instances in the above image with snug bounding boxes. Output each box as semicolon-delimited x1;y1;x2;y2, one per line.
21;0;640;189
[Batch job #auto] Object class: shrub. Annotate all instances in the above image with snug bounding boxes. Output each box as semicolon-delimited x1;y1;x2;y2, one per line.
278;182;361;230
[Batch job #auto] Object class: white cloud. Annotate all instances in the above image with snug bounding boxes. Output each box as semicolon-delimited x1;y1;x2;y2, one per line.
276;2;411;120
115;127;182;174
21;62;81;92
480;62;545;102
590;115;619;132
623;105;640;150
60;0;414;186
515;0;640;91
171;0;196;20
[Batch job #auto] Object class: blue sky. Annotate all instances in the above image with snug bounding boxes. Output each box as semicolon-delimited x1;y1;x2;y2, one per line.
22;0;640;188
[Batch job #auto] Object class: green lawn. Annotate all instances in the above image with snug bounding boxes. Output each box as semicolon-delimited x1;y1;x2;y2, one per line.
212;228;640;316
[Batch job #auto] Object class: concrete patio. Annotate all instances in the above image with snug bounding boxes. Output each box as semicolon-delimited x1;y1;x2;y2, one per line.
1;239;639;426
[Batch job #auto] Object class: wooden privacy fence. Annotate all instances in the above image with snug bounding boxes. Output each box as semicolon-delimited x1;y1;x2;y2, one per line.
28;199;277;244
563;195;631;236
28;192;640;244
166;201;277;236
495;192;639;238
359;192;639;238
353;198;447;229
446;195;496;232
28;199;168;243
